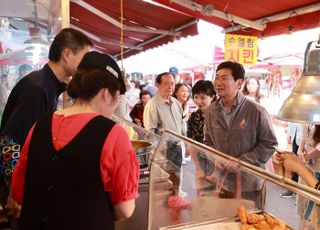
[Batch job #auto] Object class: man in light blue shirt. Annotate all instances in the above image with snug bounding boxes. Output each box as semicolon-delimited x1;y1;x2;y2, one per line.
144;73;185;136
144;72;185;197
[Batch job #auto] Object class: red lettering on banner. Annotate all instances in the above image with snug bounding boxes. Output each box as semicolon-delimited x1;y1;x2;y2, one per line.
243;49;254;64
227;49;240;62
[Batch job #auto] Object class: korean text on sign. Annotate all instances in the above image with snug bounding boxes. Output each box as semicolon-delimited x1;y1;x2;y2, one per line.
224;34;258;66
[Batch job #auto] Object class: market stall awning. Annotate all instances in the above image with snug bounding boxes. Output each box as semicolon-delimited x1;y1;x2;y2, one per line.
154;0;320;38
70;0;199;59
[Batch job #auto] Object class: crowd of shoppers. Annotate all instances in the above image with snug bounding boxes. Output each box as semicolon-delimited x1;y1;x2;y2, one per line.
0;28;319;229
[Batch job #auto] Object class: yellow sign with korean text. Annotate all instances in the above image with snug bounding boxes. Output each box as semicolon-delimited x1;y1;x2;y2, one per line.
224;34;258;66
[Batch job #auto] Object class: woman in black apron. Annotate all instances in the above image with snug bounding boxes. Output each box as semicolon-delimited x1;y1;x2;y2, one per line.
8;51;140;230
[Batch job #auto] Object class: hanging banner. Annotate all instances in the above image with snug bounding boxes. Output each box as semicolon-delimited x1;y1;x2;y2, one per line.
224;34;258;66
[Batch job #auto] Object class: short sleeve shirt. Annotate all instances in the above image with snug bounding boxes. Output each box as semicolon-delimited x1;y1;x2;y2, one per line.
12;113;140;206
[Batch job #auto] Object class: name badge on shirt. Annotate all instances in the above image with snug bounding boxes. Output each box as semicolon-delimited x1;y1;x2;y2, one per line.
239;118;247;128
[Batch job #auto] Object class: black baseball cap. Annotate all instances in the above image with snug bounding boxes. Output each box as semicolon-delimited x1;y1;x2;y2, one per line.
78;51;126;94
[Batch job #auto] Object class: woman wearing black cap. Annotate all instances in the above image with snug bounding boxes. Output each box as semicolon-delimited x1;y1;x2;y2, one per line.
9;51;139;230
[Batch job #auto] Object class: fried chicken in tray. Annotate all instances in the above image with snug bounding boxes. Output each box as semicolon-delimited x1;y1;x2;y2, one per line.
237;206;290;230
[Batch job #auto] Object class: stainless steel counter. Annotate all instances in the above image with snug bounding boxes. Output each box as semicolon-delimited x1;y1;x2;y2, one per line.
115;182;149;230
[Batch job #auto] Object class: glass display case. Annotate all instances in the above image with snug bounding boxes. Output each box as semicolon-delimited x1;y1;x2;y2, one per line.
111;113;160;146
110;113;160;179
148;130;320;230
110;114;160;230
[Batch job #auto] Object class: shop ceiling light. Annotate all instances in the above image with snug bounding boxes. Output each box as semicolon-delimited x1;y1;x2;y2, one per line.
277;35;320;124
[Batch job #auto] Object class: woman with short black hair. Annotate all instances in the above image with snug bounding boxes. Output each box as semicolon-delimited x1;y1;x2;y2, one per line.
187;80;216;182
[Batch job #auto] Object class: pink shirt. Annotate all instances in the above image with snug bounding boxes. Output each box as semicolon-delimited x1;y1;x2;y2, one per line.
12;113;140;206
